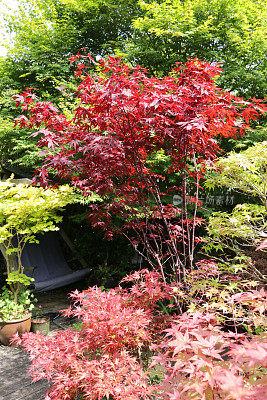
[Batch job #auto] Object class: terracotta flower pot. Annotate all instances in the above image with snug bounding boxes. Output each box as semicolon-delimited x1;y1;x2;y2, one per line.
31;317;50;335
0;313;31;346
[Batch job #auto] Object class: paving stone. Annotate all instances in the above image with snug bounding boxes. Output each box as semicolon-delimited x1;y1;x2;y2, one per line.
0;346;50;400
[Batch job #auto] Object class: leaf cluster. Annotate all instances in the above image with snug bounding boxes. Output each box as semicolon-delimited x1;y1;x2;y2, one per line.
131;0;267;98
0;180;74;244
13;269;267;400
153;310;267;400
203;142;267;282
205;141;267;207
0;285;35;322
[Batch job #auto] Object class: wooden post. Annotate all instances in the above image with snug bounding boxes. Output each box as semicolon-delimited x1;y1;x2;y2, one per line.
59;230;89;269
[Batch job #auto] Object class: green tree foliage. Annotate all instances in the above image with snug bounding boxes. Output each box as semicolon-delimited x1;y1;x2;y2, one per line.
0;0;140;95
0;180;74;270
203;142;267;282
233;125;267;151
131;0;267;98
2;0;266;100
0;116;41;170
0;180;74;301
206;141;267;209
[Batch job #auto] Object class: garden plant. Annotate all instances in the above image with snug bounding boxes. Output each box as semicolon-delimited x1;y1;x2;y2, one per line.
13;269;267;400
203;141;267;283
11;54;267;399
0;180;73;321
13;55;265;282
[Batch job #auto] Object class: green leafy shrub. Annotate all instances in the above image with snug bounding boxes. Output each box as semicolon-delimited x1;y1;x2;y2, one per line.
0;284;35;322
13;269;267;400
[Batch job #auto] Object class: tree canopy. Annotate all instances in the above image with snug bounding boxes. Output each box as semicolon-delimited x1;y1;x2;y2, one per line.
0;0;266;180
130;0;267;98
12;55;265;274
0;0;266;99
0;0;140;94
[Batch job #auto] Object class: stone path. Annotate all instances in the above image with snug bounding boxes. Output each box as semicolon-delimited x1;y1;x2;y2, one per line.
0;345;50;400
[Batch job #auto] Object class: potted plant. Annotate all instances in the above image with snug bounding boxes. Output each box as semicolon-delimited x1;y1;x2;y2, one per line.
0;271;36;345
31;305;50;335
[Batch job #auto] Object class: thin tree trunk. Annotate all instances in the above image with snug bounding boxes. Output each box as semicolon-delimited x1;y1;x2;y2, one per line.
0;242;19;273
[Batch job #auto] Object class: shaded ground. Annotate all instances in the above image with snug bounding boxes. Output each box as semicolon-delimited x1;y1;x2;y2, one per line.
34;279;90;330
35;286;76;331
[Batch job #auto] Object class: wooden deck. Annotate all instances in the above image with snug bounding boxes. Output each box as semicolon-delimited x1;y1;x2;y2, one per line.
0;345;50;400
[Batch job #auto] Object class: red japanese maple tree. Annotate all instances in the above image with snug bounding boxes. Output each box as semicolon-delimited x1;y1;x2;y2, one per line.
13;55;265;281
